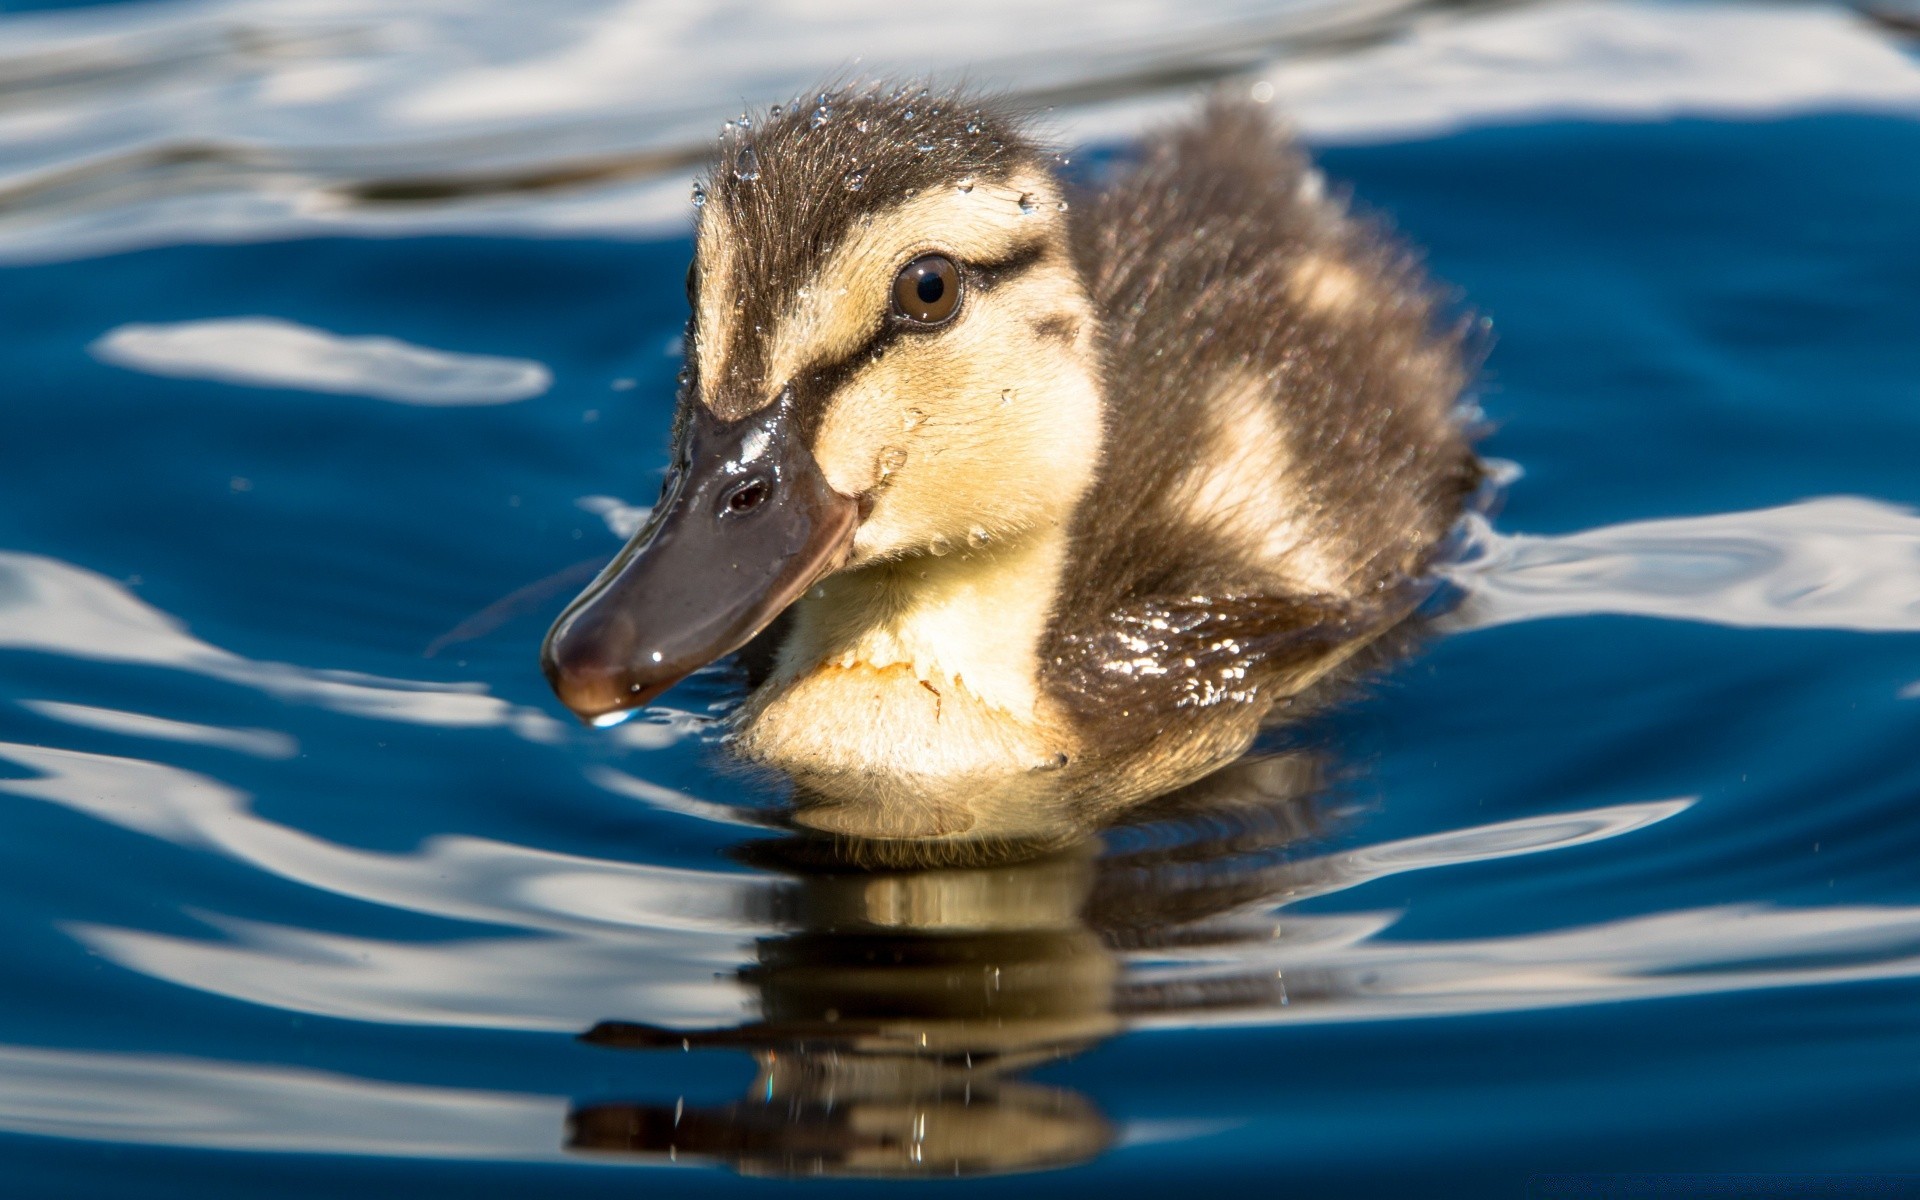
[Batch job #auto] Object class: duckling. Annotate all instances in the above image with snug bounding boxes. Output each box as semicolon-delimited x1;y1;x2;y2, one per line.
543;84;1478;839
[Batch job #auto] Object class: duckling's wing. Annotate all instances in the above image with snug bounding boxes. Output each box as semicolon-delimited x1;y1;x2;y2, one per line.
1050;576;1432;729
1045;97;1476;754
1061;97;1475;611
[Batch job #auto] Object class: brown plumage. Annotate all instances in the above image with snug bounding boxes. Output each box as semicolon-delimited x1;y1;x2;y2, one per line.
1046;98;1479;778
545;82;1479;842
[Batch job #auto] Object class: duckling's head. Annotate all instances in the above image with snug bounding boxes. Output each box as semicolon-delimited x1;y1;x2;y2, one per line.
544;85;1103;723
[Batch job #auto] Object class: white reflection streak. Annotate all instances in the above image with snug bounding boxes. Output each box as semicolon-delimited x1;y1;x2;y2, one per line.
1131;905;1920;1030
1253;2;1920;146
0;742;762;1030
0;1044;573;1160
1126;799;1920;1027
13;736;1920;1033
91;318;551;406
19;699;298;759
0;743;771;937
1440;497;1920;634
3;1;1919;259
587;765;767;828
0;550;562;736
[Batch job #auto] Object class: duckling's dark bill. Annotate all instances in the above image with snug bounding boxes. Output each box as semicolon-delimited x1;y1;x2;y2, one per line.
541;405;857;724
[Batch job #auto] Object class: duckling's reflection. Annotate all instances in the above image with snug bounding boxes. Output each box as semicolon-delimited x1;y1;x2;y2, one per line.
566;751;1328;1178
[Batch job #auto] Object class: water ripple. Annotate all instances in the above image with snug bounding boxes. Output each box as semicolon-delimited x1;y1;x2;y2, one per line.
2;1;1916;261
1443;496;1920;634
0;550;563;737
90;317;552;405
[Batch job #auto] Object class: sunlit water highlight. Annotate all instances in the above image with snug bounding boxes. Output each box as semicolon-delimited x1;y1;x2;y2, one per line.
2;0;1919;1194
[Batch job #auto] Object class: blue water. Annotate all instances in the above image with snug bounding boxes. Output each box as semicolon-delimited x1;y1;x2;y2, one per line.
4;8;1920;1194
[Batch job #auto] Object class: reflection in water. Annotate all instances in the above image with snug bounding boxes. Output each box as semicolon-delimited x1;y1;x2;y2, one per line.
14;727;1920;1169
90;317;552;405
4;0;1917;261
10;485;1920;1170
573;844;1121;1177
0;1044;568;1161
0;0;1916;1181
1443;498;1920;634
18;698;298;759
0;550;563;738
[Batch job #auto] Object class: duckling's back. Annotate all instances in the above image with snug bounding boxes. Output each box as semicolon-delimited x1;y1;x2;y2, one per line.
1047;98;1479;770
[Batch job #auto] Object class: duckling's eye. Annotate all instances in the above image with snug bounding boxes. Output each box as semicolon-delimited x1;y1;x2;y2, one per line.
725;478;770;514
893;254;961;325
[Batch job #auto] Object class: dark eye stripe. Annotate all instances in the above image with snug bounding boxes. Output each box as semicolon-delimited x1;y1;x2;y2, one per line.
968;240;1047;293
777;239;1052;442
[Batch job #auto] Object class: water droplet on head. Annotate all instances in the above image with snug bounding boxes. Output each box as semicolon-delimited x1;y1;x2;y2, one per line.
956;179;974;194
999;388;1014;406
928;535;953;557
877;446;907;477
734;113;751;130
844;169;866;192
855;118;870;133
916;141;934;154
811;104;832;129
689;181;706;208
902;407;925;431
965;121;980;135
902;108;916;121
966;527;991;550
1018;193;1037;215
769;103;783;118
1056;200;1070;212
733;146;759;182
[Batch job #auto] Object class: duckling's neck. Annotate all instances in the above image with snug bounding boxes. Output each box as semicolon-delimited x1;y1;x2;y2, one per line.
807;524;1070;713
734;522;1079;785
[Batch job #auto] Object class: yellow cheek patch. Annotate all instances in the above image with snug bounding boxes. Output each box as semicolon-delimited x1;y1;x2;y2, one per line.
762;170;1061;396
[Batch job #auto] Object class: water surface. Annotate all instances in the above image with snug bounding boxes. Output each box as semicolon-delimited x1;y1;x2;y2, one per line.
3;1;1920;1194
